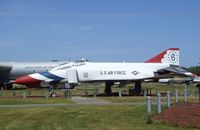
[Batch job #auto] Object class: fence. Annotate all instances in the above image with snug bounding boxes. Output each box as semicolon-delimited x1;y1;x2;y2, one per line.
146;87;200;114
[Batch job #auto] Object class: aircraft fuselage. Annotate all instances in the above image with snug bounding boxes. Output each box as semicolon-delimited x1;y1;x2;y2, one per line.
0;61;65;83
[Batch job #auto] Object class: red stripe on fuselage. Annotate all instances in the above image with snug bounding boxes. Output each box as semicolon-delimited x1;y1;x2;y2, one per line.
14;75;41;87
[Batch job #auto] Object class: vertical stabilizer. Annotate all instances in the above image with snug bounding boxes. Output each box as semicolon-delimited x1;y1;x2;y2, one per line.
145;48;179;65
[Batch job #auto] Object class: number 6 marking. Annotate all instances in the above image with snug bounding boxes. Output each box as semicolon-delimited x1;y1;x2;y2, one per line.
171;53;176;61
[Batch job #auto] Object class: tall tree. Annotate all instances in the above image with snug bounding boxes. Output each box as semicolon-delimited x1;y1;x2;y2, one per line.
187;66;200;75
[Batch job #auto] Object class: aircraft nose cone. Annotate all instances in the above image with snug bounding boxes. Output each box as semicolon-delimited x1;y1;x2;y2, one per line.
14;75;41;86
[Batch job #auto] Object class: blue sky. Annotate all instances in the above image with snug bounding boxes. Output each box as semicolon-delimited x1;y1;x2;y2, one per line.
0;0;199;67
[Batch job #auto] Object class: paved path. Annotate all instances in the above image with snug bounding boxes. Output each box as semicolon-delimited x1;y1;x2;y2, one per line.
71;96;111;105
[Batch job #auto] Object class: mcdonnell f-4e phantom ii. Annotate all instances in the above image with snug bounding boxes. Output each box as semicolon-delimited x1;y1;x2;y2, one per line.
14;48;194;95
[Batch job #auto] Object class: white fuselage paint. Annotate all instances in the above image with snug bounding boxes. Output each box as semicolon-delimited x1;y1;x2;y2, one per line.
49;62;170;83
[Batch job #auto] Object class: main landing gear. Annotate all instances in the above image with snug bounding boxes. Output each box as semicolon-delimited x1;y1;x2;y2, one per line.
104;81;142;96
129;81;142;96
104;81;114;96
134;81;142;96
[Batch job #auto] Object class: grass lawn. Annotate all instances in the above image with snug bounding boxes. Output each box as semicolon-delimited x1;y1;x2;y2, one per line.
98;96;200;104
0;98;71;105
1;83;198;98
0;83;199;129
0;105;195;130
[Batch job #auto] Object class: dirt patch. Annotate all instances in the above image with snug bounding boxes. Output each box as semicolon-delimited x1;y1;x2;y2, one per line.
154;103;200;128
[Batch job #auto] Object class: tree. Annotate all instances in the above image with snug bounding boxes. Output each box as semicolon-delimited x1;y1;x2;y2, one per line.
187;66;200;76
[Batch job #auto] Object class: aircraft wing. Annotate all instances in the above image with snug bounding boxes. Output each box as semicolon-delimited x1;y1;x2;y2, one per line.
153;65;193;80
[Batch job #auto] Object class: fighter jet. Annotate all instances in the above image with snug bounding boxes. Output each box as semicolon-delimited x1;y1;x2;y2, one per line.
14;48;194;95
0;61;66;89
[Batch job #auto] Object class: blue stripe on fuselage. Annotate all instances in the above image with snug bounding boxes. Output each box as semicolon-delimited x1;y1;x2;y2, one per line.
39;72;64;82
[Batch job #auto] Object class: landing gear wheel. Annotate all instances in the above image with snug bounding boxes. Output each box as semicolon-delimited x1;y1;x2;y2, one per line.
104;81;114;96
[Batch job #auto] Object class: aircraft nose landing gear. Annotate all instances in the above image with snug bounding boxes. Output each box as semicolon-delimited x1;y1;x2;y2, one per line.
49;86;56;97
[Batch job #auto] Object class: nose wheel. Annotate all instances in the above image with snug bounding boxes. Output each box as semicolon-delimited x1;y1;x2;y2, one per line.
49;86;56;97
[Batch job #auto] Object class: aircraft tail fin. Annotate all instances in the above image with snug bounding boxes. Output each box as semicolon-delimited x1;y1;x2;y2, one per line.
145;48;180;65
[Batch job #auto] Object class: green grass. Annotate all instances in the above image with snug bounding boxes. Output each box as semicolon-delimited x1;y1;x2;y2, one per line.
0;98;71;105
1;83;198;97
0;105;195;130
1;83;199;106
99;96;146;102
0;83;199;129
98;96;200;104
